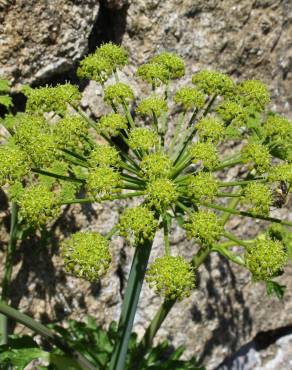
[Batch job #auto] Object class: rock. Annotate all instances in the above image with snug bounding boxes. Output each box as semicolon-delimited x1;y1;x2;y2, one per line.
0;0;100;86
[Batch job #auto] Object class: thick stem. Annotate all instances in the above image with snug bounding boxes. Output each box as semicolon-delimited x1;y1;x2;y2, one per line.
109;239;153;370
0;301;95;370
0;202;18;345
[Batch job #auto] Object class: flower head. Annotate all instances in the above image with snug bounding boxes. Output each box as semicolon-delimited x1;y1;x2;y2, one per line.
119;206;158;245
136;95;168;117
104;82;134;106
61;232;111;281
150;52;185;79
236;80;270;111
136;63;169;86
146;255;195;300
88;145;120;168
189;142;219;170
245;235;287;281
140;153;172;179
241;182;272;216
98;113;128;136
264;115;292;140
86;167;121;199
188;172;218;201
268;162;292;186
54;115;88;147
192;70;234;96
98;42;128;69
174;87;205;111
185;210;223;246
77;53;112;84
241;142;271;173
128;127;159;151
215;100;244;122
196;116;225;143
146;178;178;211
0;144;29;185
18;184;60;227
23;84;81;115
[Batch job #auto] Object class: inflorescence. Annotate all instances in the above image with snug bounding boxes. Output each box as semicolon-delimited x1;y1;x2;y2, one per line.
1;42;291;297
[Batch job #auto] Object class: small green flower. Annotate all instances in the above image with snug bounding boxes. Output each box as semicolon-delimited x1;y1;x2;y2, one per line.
189;142;219;170
185;210;223;246
140;152;172;179
13;114;57;166
264;115;292;140
119;206;158;245
174;87;205;111
236;80;270;111
268;162;292;186
98;42;128;69
245;235;287;281
104;82;134;106
146;255;195;300
18;184;60;227
216;100;244;122
98;113;128;136
150;52;185;79
188;172;218;201
192;70;234;96
146;178;178;211
54;115;88;147
241;182;272;216
136;95;168;117
23;83;81;115
136;63;169;86
241;142;271;173
196;116;225;143
0;144;29;185
86;167;121;199
128;127;159;151
88;145;120;168
61;231;111;281
77;53;112;84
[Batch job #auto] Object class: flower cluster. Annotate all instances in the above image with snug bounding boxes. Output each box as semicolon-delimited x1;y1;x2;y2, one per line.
61;232;111;281
1;42;291;298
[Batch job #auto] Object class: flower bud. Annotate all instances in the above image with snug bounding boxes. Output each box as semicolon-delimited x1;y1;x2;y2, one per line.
241;142;271;173
54;115;88;147
241;182;272;216
86;167;121;199
104;82;134;106
136;95;168;118
196;116;225;143
146;255;195;300
77;53;112;84
150;52;185;79
174;87;205;111
128;127;159;151
0;144;29;185
88;145;120;168
98;42;128;69
140;153;172;179
61;231;111;281
146;178;178;211
98;113;128;136
188;172;218;201
136;63;169;86
192;70;234;96
189;142;219;170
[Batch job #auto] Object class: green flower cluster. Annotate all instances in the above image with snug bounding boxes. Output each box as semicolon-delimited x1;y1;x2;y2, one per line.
119;207;158;245
146;256;195;300
188;172;218;201
88;144;120;168
146;178;178;211
54;115;88;147
136;95;168;117
150;52;185;79
104;82;134;106
185;210;223;246
264;115;292;140
237;80;270;111
140;153;172;179
61;232;111;281
0;144;29;185
77;42;128;83
23;83;81;115
86;167;121;200
174;87;205;111
128;127;159;151
245;235;287;281
241;142;271;173
18;184;60;227
241;183;272;216
192;70;234;96
189;142;219;169
196;116;225;143
98;113;128;136
268;162;292;186
136;63;169;86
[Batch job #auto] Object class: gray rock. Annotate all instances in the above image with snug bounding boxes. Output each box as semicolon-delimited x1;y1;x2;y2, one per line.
0;0;100;86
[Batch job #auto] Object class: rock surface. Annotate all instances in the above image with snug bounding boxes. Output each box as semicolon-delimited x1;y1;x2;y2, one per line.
0;0;100;86
0;1;292;369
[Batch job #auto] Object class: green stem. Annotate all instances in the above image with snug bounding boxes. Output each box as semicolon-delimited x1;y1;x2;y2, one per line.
162;214;170;255
32;169;84;184
0;301;96;370
122;101;135;129
60;192;144;205
200;201;292;226
167;112;185;156
109;239;153;370
214;158;242;171
211;244;245;266
0;203;18;345
223;231;250;248
218;178;266;187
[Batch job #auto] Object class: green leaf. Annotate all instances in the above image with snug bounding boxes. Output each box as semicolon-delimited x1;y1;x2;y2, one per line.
0;95;13;109
266;280;286;300
0;79;10;93
0;347;49;369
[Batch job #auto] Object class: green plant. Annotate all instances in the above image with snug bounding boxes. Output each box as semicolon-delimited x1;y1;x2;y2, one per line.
0;42;291;369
